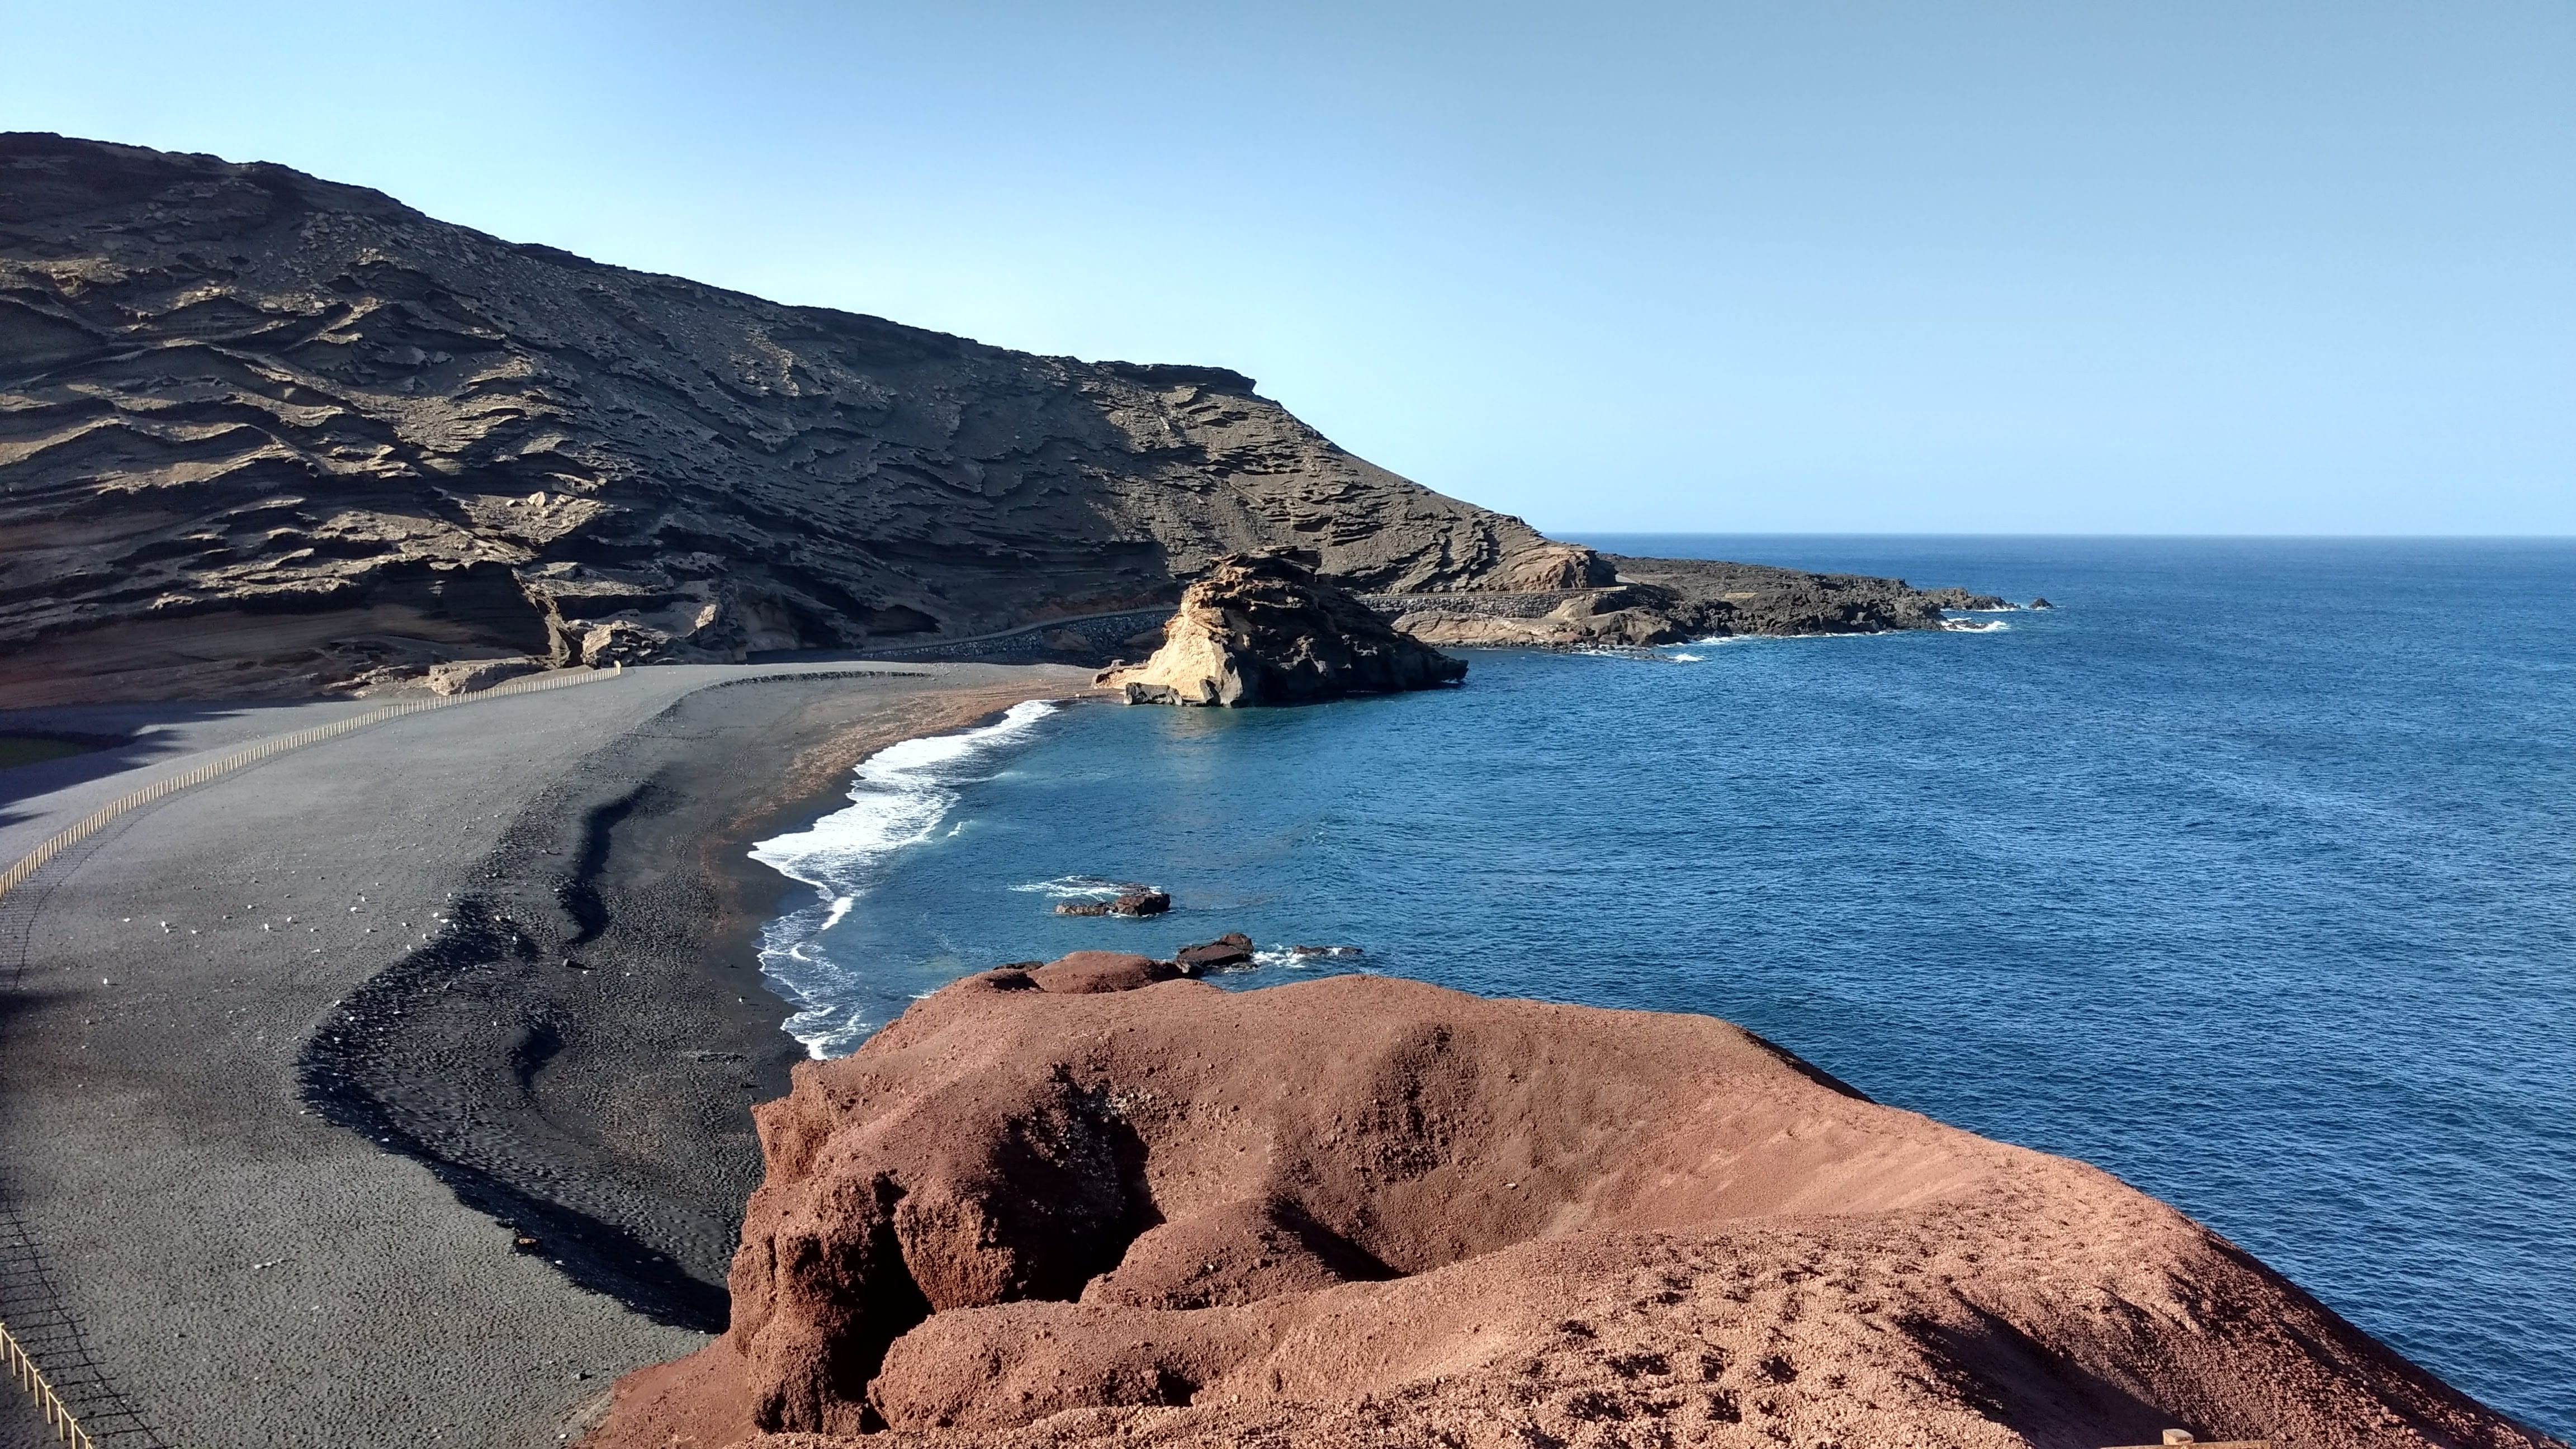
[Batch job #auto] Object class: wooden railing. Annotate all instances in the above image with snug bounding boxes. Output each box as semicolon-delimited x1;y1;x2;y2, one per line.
0;661;623;1442
1;1318;92;1449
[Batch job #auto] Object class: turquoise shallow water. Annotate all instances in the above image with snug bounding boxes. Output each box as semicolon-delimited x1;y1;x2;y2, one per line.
752;536;2576;1435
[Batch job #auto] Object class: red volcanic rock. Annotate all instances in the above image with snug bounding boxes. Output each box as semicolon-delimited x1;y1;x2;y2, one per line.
1022;952;1184;995
589;965;2553;1449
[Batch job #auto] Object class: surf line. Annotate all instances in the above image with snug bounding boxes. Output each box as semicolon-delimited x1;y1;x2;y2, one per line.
749;698;1062;1058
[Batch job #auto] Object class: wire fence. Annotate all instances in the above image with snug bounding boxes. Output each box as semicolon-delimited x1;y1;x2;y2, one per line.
2;1315;93;1449
0;661;623;1445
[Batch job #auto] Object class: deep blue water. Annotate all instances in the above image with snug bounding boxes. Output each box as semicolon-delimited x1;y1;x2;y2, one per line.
753;536;2576;1436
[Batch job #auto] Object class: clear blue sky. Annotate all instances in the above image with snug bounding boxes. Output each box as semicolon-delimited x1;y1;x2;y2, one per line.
4;2;2568;534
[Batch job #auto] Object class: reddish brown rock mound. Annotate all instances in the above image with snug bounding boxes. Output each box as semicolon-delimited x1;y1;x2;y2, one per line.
590;964;2553;1449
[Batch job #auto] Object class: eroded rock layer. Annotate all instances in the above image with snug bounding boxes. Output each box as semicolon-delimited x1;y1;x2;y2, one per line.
2;134;2023;704
1097;552;1466;706
589;959;2551;1449
0;134;1565;703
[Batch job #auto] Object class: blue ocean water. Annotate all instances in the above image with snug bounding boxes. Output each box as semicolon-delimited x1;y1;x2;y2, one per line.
752;536;2576;1436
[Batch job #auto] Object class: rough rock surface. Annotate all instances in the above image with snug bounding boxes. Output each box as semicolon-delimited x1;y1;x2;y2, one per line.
1098;552;1466;706
1392;556;2016;650
0;134;1570;704
1056;889;1172;918
422;653;543;695
1173;932;1256;973
588;962;2553;1449
2;134;2006;704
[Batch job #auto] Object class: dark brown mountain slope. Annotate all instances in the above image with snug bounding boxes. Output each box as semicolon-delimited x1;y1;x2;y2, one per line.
0;134;1995;704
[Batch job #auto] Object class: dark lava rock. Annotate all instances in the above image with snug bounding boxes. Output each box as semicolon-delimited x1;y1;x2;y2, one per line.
1175;932;1256;972
2030;597;2054;609
1106;890;1171;918
1055;889;1171;918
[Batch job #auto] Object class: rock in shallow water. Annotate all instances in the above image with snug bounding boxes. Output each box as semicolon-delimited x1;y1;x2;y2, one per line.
1054;888;1171;918
1097;552;1467;707
588;958;2549;1448
1173;931;1256;972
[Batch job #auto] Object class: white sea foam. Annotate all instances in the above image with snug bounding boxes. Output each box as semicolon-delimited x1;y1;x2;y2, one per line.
1253;945;1367;971
1941;618;2011;633
748;699;1059;1057
1009;873;1137;899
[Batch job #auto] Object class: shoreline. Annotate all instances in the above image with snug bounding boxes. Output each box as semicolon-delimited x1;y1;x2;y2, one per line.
301;673;1102;1324
0;662;1095;1449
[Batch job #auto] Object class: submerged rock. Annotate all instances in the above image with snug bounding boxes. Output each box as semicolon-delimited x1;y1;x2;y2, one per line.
1097;552;1467;707
589;959;2549;1448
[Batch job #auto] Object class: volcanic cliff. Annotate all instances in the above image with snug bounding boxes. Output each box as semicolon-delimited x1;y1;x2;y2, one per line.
590;956;2552;1448
2;134;2000;704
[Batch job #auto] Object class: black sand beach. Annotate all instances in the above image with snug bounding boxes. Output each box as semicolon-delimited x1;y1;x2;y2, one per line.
0;662;1092;1448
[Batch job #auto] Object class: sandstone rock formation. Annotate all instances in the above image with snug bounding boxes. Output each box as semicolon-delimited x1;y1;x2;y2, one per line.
588;960;2551;1449
2;134;2007;704
1098;552;1466;706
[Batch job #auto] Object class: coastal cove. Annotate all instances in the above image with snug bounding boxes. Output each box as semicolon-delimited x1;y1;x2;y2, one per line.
751;535;2576;1438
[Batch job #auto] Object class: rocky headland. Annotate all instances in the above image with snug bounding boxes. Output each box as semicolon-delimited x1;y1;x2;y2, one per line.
590;956;2549;1448
1097;551;1466;706
3;134;2002;705
1386;553;2015;650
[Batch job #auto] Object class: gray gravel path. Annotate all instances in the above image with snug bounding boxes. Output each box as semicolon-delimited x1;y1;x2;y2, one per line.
0;662;1092;1448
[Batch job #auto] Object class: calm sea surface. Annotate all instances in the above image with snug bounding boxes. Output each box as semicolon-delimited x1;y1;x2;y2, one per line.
752;536;2576;1435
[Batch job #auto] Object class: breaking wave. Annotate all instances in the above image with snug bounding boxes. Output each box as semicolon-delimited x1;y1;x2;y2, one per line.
749;700;1059;1057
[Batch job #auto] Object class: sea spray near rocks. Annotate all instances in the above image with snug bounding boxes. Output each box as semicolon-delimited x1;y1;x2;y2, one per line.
748;699;1059;1056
